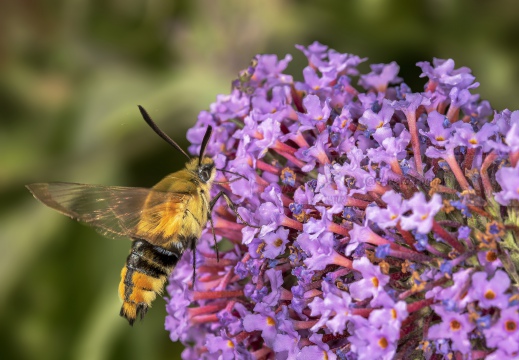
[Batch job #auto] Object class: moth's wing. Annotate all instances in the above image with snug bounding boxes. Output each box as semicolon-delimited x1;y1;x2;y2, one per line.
26;182;189;245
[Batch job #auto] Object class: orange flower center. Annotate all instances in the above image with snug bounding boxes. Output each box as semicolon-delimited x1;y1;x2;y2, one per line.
450;319;461;331
486;251;497;262
391;309;397;320
484;290;496;300
266;316;275;326
274;238;283;247
506;320;517;332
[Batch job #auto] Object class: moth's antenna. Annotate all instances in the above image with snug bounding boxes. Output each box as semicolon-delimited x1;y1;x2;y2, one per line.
138;105;190;160
216;168;248;180
198;125;213;166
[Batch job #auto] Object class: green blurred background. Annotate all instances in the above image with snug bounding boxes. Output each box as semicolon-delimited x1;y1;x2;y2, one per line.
1;1;518;359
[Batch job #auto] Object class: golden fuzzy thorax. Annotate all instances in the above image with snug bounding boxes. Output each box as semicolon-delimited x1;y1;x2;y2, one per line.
134;156;215;248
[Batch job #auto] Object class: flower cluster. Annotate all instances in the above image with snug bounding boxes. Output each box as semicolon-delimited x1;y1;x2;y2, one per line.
165;42;519;359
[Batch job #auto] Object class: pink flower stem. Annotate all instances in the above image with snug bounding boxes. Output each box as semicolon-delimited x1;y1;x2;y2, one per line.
257;160;281;175
396;225;418;251
444;153;470;190
188;302;227;317
366;229;416;254
351;308;373;317
192;289;244;301
225;300;236;312
280;288;293;301
190;313;219;324
463;351;491;360
216;267;235;290
281;194;294;207
275;149;307;168
213;216;245;232
388;249;432;262
233;331;251;343
293;320;318;330
345;197;370;209
200;258;237;267
332;251;353;269
251;347;272;359
273;140;297;155
304;288;323;299
407;298;435;313
446;105;460;123
432;220;465;253
327;222;349;236
511;150;519;167
291;131;310;148
280;215;304;231
405;110;424;175
463;147;476;171
390;158;403;176
480;151;498;200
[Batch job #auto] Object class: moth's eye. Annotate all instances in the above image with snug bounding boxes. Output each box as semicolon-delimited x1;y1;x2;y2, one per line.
199;166;213;182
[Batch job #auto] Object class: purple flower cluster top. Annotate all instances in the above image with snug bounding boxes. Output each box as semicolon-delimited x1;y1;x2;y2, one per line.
165;42;519;359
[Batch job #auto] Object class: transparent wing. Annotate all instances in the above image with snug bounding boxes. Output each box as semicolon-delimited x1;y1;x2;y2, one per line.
26;182;190;245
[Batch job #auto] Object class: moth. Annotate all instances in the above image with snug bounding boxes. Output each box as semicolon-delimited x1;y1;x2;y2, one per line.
27;106;250;325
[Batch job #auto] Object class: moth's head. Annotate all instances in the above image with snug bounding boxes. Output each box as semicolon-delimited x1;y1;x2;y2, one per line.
186;157;216;184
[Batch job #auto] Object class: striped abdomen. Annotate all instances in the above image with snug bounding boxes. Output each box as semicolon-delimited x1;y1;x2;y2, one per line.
119;239;179;325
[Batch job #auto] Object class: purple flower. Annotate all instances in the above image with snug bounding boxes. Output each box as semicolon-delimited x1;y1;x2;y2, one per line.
297;334;337;360
417;58;478;93
262;268;283;306
164;43;519;358
165;252;194;343
298;231;338;270
296;41;329;67
495;163;519;205
359;61;402;92
348;313;400;360
426;268;473;311
205;331;250;360
349;257;390;302
253;54;293;84
427;306;475;354
308;281;353;335
477;250;503;274
420;111;452;146
400;193;443;234
299;94;331;126
359;100;395;131
253;118;282;158
242;306;278;347
483;306;519;356
366;190;406;229
262;227;289;259
210;89;250;121
469;270;510;309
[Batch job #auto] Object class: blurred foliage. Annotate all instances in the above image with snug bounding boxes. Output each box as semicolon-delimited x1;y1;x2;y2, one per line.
0;1;518;359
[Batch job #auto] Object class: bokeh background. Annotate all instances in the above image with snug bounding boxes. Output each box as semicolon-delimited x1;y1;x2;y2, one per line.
1;1;518;359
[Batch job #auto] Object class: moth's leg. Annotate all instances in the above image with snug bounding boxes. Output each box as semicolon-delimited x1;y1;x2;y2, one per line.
208;213;220;262
210;191;260;229
191;240;196;287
